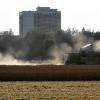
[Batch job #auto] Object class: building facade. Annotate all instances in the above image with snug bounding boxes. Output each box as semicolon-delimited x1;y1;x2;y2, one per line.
19;7;61;36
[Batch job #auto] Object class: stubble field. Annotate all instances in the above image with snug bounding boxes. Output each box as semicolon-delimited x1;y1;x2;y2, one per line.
0;65;100;99
0;81;100;100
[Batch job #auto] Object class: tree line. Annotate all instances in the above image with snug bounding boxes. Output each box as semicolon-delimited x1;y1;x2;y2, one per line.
0;27;100;61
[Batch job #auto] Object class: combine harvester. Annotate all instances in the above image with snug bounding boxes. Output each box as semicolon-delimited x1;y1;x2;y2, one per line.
65;44;100;65
0;44;100;81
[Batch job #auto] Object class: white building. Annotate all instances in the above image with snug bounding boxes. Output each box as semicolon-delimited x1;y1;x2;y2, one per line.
19;7;61;36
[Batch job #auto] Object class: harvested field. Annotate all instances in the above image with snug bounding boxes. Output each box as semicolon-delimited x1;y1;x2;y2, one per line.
0;81;100;100
0;65;99;80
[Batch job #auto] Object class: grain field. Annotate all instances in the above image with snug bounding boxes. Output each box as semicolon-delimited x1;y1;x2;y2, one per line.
0;81;100;100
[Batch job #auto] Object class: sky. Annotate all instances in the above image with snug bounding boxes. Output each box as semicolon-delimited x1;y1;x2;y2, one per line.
0;0;100;35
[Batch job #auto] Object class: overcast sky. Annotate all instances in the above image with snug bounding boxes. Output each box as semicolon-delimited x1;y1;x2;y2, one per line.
0;0;100;34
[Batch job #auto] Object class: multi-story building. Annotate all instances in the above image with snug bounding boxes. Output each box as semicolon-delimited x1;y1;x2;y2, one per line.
19;7;61;36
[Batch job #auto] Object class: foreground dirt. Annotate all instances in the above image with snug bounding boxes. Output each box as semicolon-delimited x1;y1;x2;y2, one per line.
0;65;100;80
0;81;100;100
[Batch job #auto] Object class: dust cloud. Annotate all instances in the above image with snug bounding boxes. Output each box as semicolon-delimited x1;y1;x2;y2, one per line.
0;53;64;65
94;41;100;52
0;30;98;65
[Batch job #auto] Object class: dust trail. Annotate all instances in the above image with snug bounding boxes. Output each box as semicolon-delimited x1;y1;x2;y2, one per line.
49;43;72;64
0;53;64;65
94;41;100;52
